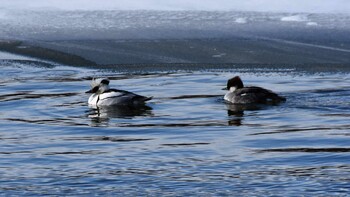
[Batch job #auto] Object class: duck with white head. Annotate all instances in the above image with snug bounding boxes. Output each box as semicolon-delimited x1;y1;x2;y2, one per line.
86;78;152;107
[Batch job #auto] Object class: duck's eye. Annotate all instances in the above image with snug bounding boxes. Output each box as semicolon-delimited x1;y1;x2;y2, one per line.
91;86;99;93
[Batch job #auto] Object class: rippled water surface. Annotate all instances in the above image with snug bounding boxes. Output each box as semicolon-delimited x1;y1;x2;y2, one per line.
1;59;350;196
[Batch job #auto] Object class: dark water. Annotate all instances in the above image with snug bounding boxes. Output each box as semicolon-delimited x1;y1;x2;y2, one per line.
1;57;350;196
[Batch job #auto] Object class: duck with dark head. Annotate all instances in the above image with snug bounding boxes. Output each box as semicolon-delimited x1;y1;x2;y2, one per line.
224;76;286;104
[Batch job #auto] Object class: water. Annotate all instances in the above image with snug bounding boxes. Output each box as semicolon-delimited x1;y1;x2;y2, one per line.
0;57;349;196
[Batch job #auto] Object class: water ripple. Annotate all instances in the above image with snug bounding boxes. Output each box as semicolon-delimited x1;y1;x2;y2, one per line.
1;62;350;196
257;147;350;153
0;91;78;102
161;143;211;147
63;136;153;142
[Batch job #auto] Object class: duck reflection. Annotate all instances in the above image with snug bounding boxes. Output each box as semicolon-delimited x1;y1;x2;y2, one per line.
225;103;262;126
88;105;153;126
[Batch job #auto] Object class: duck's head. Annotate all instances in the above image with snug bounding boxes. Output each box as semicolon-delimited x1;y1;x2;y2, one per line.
225;76;244;92
85;78;110;94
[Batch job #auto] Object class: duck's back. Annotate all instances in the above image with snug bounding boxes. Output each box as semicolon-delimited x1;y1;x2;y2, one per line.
233;86;286;104
97;89;151;106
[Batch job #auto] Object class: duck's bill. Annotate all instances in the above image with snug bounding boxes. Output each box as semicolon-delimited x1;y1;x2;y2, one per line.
85;86;99;93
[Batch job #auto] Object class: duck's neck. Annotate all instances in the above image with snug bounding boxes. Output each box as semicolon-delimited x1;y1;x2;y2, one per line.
98;85;110;94
229;87;237;92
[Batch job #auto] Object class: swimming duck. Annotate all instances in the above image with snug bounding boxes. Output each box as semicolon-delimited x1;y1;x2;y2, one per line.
224;76;286;104
86;78;152;107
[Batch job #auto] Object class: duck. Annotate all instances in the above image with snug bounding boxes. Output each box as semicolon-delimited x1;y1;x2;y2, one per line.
224;76;286;104
85;78;152;107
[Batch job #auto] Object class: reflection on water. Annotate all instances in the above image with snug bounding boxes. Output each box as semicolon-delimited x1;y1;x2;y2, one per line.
225;102;283;126
226;103;245;126
88;105;153;127
0;60;350;196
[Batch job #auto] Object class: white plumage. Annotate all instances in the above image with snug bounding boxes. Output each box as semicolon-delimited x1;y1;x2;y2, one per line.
86;78;152;107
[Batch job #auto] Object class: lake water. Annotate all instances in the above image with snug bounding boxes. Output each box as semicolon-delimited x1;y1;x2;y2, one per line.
0;57;350;196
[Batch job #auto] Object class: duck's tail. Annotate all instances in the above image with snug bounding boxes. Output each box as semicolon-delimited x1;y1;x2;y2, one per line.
143;96;153;102
269;93;286;103
132;95;153;105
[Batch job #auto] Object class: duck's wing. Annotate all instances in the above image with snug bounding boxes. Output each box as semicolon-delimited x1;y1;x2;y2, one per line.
108;89;151;100
100;89;152;105
98;89;128;101
235;86;272;95
235;86;286;103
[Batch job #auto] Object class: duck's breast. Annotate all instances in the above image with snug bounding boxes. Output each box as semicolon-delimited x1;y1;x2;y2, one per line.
224;92;236;103
88;94;99;106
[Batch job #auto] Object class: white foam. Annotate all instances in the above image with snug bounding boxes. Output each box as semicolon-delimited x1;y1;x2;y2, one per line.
280;15;308;22
212;53;226;58
235;17;247;24
306;21;318;26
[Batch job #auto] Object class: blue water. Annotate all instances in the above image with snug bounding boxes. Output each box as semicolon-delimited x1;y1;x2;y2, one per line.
1;59;350;196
